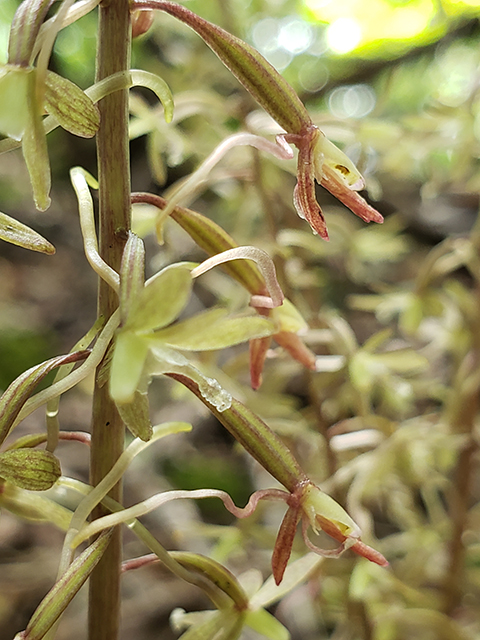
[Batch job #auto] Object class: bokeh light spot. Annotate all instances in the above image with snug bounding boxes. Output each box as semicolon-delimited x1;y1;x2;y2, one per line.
328;84;376;118
278;17;314;53
326;18;362;54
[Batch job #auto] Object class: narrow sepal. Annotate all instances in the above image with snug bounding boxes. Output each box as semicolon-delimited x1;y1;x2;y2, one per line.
16;530;113;640
125;264;192;333
150;309;275;351
110;332;149;404
119;231;146;326
22;70;51;211
0;210;55;253
320;165;384;225
249;336;271;391
116;390;153;441
273;331;316;371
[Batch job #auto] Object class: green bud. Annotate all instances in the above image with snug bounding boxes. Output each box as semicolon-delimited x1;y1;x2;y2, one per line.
0;448;60;491
131;193;266;296
44;71;100;138
17;530;112;640
119;232;146;326
8;0;55;67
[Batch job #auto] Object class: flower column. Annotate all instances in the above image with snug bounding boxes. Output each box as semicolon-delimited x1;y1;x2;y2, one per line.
89;1;131;639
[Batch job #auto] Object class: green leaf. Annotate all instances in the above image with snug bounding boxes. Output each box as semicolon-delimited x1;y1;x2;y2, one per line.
119;231;145;326
125;263;193;333
110;332;150;404
151;308;275;351
44;71;100;138
18;529;112;640
0;350;90;448
0;448;60;490
0;210;55;254
116;390;153;441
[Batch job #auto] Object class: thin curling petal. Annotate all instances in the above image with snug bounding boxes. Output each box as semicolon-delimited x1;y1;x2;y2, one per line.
320;165;384;225
312;514;389;567
273;331;317;371
191;246;284;309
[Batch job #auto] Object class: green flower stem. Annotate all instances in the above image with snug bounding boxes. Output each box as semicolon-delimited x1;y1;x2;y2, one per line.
167;373;308;493
66;422;191;547
191;246;284;309
132;1;311;135
59;477;239;609
15;311;119;427
131;192;267;296
71;486;289;547
155;132;292;236
70;167;121;292
46;317;105;453
89;1;131;637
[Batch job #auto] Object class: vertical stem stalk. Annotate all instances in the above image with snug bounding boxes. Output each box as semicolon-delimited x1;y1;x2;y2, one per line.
89;2;131;639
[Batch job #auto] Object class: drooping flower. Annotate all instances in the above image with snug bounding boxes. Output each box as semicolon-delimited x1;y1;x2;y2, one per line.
132;0;384;239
